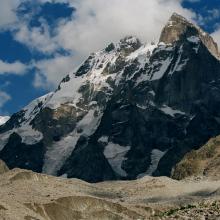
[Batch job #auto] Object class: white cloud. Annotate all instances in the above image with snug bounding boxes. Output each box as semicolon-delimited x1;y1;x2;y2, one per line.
0;60;28;75
55;0;194;56
33;55;79;89
0;0;19;27
15;21;59;54
208;9;220;20
14;1;195;57
26;0;194;89
0;91;11;108
10;0;196;89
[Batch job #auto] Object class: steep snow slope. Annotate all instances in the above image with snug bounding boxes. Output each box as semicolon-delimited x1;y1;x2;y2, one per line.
0;116;9;126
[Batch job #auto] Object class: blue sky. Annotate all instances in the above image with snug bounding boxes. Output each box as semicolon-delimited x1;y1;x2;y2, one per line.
0;0;220;115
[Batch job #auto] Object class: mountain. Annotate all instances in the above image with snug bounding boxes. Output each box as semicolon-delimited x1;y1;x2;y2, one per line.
0;13;220;182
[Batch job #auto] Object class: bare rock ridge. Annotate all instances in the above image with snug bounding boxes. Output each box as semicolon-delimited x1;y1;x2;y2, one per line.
160;13;220;58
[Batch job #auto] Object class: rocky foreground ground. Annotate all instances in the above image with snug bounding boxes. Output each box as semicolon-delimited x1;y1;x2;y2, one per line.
0;161;220;220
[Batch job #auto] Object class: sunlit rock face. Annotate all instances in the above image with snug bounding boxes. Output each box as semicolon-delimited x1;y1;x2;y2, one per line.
159;13;220;58
0;13;220;183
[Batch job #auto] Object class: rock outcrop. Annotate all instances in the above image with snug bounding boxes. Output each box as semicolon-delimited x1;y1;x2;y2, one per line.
159;13;220;58
172;135;220;180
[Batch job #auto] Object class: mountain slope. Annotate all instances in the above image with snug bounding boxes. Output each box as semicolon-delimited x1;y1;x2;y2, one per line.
0;13;220;182
172;135;220;180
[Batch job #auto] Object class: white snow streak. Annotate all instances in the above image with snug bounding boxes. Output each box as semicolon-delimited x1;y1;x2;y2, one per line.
138;149;167;178
42;108;103;175
160;105;185;117
104;142;130;177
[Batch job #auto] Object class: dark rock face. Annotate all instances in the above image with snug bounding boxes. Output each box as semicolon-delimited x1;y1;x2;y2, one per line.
0;133;45;172
0;13;220;182
58;141;117;182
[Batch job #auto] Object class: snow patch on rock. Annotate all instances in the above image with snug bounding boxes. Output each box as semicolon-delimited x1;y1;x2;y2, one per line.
46;50;119;109
127;43;157;68
138;149;167;178
43;108;103;175
23;93;53;121
0;124;43;151
104;142;130;177
151;57;172;80
0;116;10;126
98;136;109;143
160;105;185;117
187;36;200;44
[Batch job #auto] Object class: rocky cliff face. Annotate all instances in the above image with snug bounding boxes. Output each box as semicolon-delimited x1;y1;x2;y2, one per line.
160;13;220;58
0;13;220;182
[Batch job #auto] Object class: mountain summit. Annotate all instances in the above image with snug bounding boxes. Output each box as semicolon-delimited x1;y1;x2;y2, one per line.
160;13;220;58
0;13;220;182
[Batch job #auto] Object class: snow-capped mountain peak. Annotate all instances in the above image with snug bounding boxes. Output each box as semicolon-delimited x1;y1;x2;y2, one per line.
1;13;220;183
